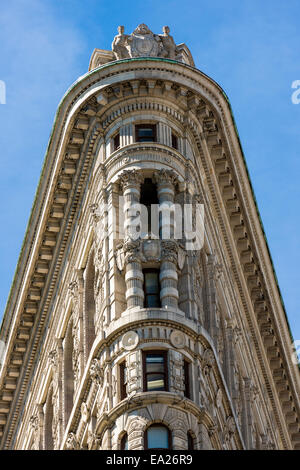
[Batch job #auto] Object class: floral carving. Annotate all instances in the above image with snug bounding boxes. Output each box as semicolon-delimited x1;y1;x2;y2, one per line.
90;358;103;385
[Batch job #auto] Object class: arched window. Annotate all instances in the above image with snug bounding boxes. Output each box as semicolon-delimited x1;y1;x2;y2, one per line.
187;431;195;450
120;433;128;450
144;424;171;449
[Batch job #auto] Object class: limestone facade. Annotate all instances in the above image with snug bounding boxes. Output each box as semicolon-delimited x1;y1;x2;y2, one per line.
0;24;299;450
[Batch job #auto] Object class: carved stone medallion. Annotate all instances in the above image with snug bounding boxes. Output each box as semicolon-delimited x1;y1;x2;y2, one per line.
170;330;186;349
122;331;139;351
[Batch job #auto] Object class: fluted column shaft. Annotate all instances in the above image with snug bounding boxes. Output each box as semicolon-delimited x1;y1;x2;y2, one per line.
154;170;179;309
120;170;144;309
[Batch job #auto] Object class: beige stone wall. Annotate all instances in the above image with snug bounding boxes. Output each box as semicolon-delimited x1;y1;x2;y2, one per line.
0;56;299;450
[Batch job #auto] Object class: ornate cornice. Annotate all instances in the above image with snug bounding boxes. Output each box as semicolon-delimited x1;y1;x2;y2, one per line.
0;58;298;449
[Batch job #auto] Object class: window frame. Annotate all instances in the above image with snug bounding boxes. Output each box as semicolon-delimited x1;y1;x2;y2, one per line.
183;359;191;399
119;360;127;400
113;132;120;151
140;178;159;237
142;350;168;392
144;424;172;450
143;268;161;308
135;123;157;143
171;132;178;150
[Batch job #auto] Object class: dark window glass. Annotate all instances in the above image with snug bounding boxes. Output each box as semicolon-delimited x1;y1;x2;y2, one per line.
121;433;128;450
140;178;159;237
135;124;156;142
143;351;167;391
120;361;127;400
143;269;160;308
171;133;178;149
187;432;194;450
113;133;120;150
145;424;171;449
184;360;190;399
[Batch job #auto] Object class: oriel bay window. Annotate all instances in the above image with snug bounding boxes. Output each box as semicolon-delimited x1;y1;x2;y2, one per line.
135;124;156;142
143;351;168;392
143;269;161;308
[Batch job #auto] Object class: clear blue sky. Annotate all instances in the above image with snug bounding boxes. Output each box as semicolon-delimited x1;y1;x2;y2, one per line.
0;1;299;346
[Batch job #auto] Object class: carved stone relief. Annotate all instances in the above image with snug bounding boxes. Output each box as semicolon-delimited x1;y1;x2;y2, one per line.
112;24;178;61
90;358;104;386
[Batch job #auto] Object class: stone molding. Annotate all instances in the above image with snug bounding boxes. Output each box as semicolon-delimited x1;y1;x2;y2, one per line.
0;58;299;449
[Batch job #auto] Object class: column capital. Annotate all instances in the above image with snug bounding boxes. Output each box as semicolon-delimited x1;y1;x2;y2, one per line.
161;240;178;264
153;168;178;186
123;239;142;263
119;169;143;189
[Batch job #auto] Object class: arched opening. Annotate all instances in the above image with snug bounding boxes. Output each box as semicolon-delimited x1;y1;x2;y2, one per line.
44;385;54;450
144;424;172;449
187;430;195;450
84;252;96;358
120;432;128;450
64;319;74;428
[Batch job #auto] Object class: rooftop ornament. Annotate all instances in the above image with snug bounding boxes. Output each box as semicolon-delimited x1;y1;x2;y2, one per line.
112;24;177;60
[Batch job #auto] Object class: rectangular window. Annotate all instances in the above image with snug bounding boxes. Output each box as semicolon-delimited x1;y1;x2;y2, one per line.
143;269;161;308
143;351;168;392
171;133;178;149
184;360;191;399
135;124;156;142
120;361;127;400
113;133;120;151
140;179;159;237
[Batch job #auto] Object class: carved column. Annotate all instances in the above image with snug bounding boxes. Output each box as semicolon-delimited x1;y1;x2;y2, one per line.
120;170;144;309
224;322;239;407
160;241;179;309
154;169;177;239
153;170;180;310
242;377;254;449
68;276;84;388
206;254;219;346
106;181;124;322
123;240;144;308
120;169;143;241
